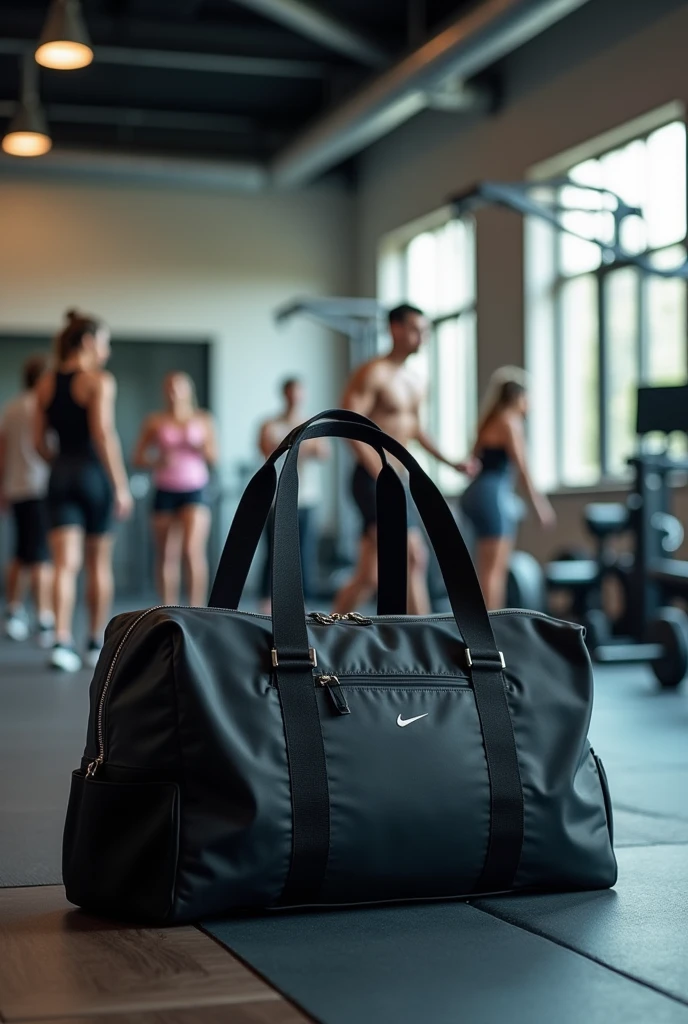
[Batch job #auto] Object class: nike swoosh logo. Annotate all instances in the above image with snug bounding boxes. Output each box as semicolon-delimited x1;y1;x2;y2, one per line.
396;713;429;728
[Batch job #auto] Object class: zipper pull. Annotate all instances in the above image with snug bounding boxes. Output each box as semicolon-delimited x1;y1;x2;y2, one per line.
86;756;103;778
309;612;336;625
318;675;351;715
343;612;373;625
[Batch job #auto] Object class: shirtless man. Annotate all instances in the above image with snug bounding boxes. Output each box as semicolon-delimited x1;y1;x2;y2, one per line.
332;303;476;616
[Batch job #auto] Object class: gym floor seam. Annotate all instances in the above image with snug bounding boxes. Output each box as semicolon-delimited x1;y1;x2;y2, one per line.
198;922;315;1021
612;802;688;823
616;839;688;849
470;902;688;1009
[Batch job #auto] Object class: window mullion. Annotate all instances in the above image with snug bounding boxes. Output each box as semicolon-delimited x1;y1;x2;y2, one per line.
597;270;608;478
638;268;649;384
553;275;565;486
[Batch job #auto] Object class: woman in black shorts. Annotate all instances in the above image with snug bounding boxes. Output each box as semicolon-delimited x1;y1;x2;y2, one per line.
0;354;54;645
133;373;217;606
35;310;133;672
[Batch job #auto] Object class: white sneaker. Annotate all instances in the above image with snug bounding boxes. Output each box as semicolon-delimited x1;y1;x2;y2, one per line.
5;612;29;642
51;644;83;673
84;640;103;669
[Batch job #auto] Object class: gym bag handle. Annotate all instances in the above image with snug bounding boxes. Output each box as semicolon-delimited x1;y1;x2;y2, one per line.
208;408;408;614
265;417;524;907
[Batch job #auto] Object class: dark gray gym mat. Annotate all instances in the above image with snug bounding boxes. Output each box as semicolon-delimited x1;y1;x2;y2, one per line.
589;674;688;772
204;902;688;1024
477;845;688;1005
0;645;89;886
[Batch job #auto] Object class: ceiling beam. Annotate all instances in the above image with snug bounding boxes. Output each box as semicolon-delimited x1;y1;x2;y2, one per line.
0;147;267;191
0;101;266;134
0;37;326;79
228;0;388;67
0;12;339;60
273;0;594;186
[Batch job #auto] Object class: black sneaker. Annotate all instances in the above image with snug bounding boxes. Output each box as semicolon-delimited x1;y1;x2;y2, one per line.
85;638;103;669
36;619;56;649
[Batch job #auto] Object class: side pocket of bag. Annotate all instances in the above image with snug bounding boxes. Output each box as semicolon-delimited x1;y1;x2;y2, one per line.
62;770;180;923
591;750;614;846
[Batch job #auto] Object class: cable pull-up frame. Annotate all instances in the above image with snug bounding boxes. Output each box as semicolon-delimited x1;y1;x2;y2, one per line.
274;176;688;371
274;296;384;366
450;178;688;279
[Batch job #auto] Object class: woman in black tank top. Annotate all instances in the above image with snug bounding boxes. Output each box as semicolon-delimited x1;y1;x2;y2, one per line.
34;310;133;673
461;368;555;610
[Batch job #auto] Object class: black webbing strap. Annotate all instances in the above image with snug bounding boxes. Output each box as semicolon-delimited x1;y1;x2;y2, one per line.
272;652;330;906
216;414;523;902
270;445;330;905
463;657;524;892
283;422;524;894
208;462;277;610
406;468;524;892
375;464;408;614
208;433;408;615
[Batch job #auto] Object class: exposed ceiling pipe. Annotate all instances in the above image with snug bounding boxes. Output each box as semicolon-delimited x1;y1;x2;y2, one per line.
0;101;264;134
272;0;593;187
94;43;325;78
228;0;388;68
0;147;267;191
0;37;326;79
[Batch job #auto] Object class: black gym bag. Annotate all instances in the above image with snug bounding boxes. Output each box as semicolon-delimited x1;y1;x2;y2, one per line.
62;410;617;924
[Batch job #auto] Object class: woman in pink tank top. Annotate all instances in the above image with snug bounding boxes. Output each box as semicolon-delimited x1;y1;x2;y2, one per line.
133;373;217;606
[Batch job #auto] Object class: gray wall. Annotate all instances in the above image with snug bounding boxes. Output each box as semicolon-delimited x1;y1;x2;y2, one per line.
0;177;354;534
355;0;688;559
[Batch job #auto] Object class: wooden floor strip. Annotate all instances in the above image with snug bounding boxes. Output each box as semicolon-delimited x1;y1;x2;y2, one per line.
17;1007;309;1024
0;887;311;1023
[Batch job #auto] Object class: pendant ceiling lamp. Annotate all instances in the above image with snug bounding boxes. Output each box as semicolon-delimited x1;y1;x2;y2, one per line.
2;57;52;157
35;0;94;71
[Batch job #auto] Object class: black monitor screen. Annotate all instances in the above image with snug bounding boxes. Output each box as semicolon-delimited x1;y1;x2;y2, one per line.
636;384;688;435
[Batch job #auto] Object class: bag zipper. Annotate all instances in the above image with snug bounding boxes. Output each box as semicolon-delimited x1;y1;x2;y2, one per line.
87;604;580;776
309;608;582;629
316;672;470;717
317;674;351;715
86;605;168;776
309;612;373;625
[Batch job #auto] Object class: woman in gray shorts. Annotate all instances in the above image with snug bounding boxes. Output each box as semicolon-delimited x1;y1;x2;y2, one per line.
461;368;555;610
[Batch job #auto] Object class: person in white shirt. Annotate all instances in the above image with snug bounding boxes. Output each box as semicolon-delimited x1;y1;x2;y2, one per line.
258;378;329;606
0;355;54;645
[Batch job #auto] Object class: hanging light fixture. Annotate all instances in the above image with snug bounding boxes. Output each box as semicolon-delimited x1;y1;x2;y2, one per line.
35;0;94;71
2;57;52;157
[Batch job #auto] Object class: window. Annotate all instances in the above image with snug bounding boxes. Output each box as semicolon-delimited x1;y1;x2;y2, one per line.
378;215;477;494
528;119;688;489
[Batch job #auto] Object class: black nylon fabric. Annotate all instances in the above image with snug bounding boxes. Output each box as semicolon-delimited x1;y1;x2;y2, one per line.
63;607;617;923
62;411;617;925
269;420;524;896
271;656;330;907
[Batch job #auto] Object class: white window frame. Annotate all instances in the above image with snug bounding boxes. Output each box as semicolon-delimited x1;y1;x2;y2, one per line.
526;104;688;492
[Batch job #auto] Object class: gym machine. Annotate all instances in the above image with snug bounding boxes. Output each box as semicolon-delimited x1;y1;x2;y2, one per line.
450;179;688;279
532;383;688;688
451;178;688;686
274;296;383;366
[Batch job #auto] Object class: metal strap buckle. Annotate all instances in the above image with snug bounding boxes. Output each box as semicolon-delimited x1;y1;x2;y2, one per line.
465;648;506;669
271;647;318;668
